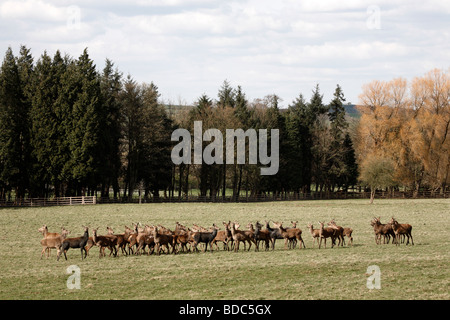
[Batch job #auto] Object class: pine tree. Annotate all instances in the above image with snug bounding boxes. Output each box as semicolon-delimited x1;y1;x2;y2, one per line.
342;133;358;191
328;85;348;142
306;85;328;192
29;51;56;196
16;46;34;196
98;59;122;198
140;82;173;200
285;94;309;192
0;47;29;199
217;79;235;109
189;94;214;198
119;75;143;200
327;84;349;190
234;85;252;128
58;48;103;195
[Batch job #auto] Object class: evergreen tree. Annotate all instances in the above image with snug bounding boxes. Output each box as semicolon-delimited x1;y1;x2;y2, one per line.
342;133;358;191
0;47;29;199
98;59;123;198
51;51;72;196
54;48;103;196
119;75;143;200
232;85;252;200
285;94;309;191
189;94;214;198
328;84;347;141
234;85;252;128
305;85;328;192
16;46;34;196
29;51;57;196
140;82;173;200
217;79;235;109
327;84;349;190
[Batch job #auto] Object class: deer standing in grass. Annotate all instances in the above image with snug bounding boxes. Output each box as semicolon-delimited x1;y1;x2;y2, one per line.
40;227;70;259
273;222;305;250
230;222;255;252
318;221;336;249
390;217;413;246
307;223;320;248
328;219;353;247
92;227;118;257
57;226;90;261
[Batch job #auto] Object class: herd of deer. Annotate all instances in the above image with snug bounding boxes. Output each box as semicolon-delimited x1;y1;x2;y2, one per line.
370;216;414;246
37;216;412;260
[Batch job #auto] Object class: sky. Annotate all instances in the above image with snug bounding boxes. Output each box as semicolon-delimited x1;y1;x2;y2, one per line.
0;0;449;107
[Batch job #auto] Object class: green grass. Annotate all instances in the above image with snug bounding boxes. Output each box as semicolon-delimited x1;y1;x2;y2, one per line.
0;199;448;300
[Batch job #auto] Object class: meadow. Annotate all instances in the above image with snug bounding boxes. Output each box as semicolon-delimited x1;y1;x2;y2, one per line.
0;198;448;300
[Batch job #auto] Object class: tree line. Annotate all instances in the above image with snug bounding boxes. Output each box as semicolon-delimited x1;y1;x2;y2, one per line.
0;46;447;202
356;69;450;200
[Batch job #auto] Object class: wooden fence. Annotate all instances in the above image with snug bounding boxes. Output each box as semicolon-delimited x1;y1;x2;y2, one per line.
98;189;450;204
0;189;448;207
0;196;96;207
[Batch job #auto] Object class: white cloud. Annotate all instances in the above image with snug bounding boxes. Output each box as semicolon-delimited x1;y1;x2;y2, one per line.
0;0;449;105
0;0;66;22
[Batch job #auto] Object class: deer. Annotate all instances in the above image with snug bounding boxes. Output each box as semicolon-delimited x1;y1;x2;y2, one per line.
235;222;257;251
173;228;194;254
230;222;256;252
371;217;396;245
126;223;142;254
152;226;175;255
327;219;344;247
390;217;414;246
273;222;305;249
57;226;90;261
318;221;336;249
105;226;133;256
135;225;155;255
212;221;232;251
92;227;118;258
264;220;283;250
254;221;272;251
40;227;70;259
38;225;65;258
307;223;321;248
328;219;353;247
192;224;219;253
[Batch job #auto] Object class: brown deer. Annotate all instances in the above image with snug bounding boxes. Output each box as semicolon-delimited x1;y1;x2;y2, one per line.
318;221;336;249
273;222;305;249
40;227;70;259
92;227;118;257
307;223;320;248
390;217;414;246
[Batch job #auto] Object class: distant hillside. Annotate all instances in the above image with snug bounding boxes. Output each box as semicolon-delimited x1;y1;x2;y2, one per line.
344;104;360;118
163;103;361;118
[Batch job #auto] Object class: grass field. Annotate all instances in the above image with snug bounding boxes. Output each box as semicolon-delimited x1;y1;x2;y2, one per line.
0;199;448;300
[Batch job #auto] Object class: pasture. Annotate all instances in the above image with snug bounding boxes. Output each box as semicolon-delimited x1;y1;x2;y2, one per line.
0;198;448;300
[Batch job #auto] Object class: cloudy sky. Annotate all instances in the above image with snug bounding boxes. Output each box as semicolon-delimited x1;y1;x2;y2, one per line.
1;0;449;106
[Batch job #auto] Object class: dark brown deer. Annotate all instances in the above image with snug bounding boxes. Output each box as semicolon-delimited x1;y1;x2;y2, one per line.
57;226;89;261
390;217;414;246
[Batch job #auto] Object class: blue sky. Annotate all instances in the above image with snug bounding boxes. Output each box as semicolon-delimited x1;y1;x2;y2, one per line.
1;0;449;107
